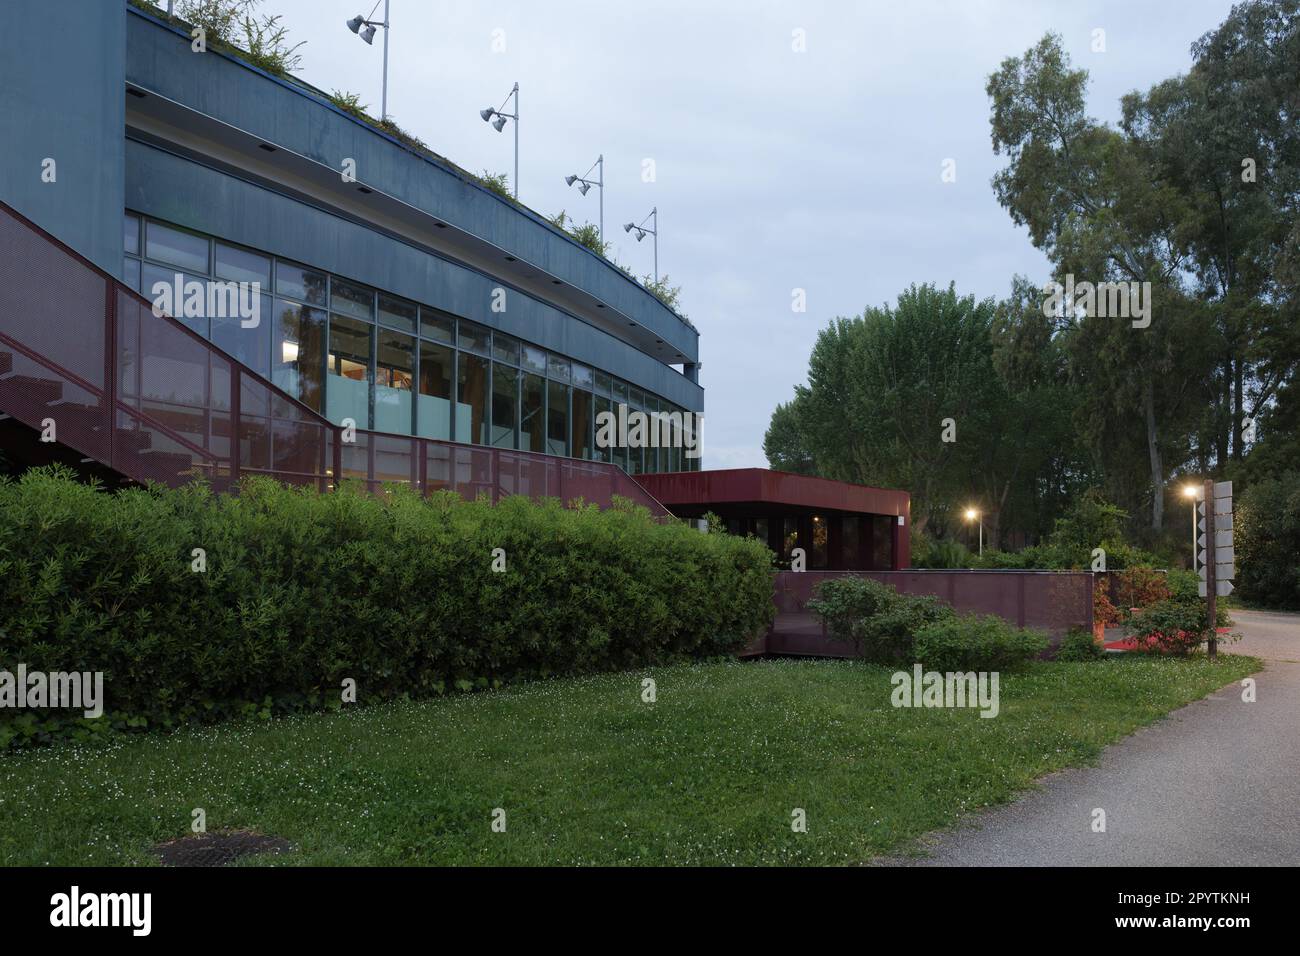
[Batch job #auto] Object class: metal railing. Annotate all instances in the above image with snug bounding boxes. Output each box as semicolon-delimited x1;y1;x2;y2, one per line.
0;200;670;516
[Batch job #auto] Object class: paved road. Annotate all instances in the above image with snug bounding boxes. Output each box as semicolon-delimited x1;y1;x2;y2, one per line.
882;609;1300;866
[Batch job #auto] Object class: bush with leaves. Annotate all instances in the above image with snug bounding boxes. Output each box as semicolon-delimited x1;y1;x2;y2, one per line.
1126;599;1235;656
1235;472;1300;610
808;577;955;662
0;467;774;747
913;615;1049;672
1055;627;1106;661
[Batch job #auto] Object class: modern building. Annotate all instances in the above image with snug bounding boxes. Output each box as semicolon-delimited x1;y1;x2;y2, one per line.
1;2;699;489
0;1;913;575
637;469;911;570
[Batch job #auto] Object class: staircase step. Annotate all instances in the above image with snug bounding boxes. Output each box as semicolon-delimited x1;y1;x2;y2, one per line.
0;374;64;405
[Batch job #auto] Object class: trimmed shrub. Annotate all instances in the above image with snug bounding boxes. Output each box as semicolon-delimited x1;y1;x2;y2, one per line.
808;577;954;662
0;467;775;747
1126;598;1235;656
1110;566;1171;616
912;615;1049;672
1055;627;1106;662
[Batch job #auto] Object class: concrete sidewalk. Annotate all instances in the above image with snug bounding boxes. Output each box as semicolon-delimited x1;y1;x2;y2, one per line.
880;609;1300;866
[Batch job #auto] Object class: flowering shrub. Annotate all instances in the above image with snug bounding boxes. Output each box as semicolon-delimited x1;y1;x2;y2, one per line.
1126;599;1235;656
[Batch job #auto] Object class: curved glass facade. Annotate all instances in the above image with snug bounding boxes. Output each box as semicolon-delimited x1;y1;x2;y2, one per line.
124;212;699;473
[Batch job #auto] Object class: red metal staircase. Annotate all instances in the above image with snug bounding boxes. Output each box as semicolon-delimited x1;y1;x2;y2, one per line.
0;200;669;515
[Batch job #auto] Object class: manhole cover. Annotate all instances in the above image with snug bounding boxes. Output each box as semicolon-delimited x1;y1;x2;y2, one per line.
153;829;293;867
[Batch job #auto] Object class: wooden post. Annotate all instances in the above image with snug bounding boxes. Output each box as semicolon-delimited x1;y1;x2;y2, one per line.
1204;478;1217;660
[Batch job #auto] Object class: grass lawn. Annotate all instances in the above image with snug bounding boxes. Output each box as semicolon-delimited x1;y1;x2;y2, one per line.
0;654;1259;866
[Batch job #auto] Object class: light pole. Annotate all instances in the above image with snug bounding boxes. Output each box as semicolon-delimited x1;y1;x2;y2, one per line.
1183;483;1199;571
564;155;603;241
964;507;982;558
623;208;659;284
479;83;519;199
346;2;392;122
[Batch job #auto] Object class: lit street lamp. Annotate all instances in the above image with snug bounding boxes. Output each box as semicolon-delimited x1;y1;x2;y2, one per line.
964;507;982;557
1183;483;1200;571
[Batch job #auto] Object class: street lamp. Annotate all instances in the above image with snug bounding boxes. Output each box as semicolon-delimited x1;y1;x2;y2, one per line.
623;207;659;284
564;155;603;241
1183;483;1200;571
964;507;982;557
479;83;519;199
346;1;391;122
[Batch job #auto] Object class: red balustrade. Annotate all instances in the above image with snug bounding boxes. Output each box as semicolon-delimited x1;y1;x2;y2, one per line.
0;201;669;516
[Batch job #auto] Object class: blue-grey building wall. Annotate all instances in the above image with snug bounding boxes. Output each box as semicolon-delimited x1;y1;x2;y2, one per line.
0;0;126;276
124;6;698;366
125;140;702;410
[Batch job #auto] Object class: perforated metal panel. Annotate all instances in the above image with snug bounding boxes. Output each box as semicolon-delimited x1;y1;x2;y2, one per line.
0;201;670;516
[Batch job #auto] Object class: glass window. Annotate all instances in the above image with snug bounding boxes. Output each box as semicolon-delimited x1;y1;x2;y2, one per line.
522;345;547;374
123;214;140;256
375;328;415;433
212;292;272;379
273;299;325;411
613;380;629;405
811;514;829;569
330;278;374;321
571;387;593;460
643;397;660;473
873;515;895;569
145;221;209;274
420;308;454;344
592;395;612;462
459;321;490;356
548;355;571;383
521;372;545;453
123;257;140;292
215;243;271;286
572;363;593;390
326;315;373;428
842;516;862;570
491;363;518;448
457;353;489;444
379;294;418;333
594;370;612;395
276;260;327;305
141;262;209;337
783;517;801;564
753;517;770;549
417;341;453;441
547;380;569;456
492;333;520;366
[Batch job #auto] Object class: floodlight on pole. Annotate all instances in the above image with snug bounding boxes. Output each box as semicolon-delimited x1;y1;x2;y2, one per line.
564;155;603;241
345;1;391;121
623;207;659;284
479;83;519;199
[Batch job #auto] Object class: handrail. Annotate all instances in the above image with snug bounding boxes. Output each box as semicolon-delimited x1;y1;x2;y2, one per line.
0;328;218;464
0;198;671;516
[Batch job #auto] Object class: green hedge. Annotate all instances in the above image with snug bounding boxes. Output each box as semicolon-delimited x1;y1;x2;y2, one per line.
0;467;774;746
913;615;1049;672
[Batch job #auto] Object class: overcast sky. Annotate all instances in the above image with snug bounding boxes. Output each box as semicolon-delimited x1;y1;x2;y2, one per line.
241;0;1240;468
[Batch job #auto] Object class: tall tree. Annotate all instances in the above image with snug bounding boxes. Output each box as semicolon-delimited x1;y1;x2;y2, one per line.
987;33;1206;532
